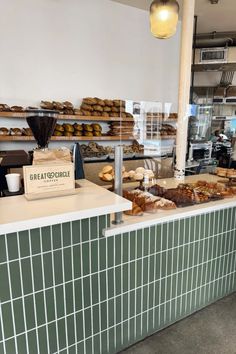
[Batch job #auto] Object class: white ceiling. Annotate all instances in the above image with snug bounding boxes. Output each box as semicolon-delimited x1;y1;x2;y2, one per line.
111;0;236;33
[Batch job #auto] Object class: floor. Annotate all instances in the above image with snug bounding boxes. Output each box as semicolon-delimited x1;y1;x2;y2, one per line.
121;292;236;354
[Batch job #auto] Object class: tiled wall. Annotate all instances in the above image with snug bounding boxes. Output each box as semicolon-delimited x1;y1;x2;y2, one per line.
0;208;236;354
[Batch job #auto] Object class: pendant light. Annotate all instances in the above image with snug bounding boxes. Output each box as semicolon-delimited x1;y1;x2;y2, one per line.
150;0;179;39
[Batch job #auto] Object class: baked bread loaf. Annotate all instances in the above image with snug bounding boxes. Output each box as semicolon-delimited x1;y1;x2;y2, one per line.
0;127;9;135
11;106;24;112
0;104;11;111
10;128;22;136
124;202;143;216
81;104;93;111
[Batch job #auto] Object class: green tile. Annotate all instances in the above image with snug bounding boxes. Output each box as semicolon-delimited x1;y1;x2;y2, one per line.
81;219;90;242
130;261;136;290
115;294;122;324
69;344;77;354
168;221;174;247
65;282;74;315
129;290;136;318
48;322;58;353
136;260;142;288
35;291;45;326
41;226;51;252
25;295;36;330
107;268;115;298
99;238;107;269
115;235;122;265
136;288;142;315
0;235;6;263
136;230;143;258
99;215;106;234
67;314;75;346
64;248;72;282
54;250;63;285
143;258;149;285
143;228;149;256
2;302;14;339
75;311;84;342
82;243;90;276
32;255;43;292
52;224;62;250
93;334;101;354
85;337;93;354
149;255;155;283
28;329;38;354
5;338;16;354
72;220;81;244
0;263;10;302
84;307;92;337
17;333;27;354
38;326;48;354
19;231;30;258
73;245;81;279
13;299;25;335
162;224;168;250
90;217;98;240
74;279;83;311
30;229;41;255
7;233;18;261
123;292;129;322
92;304;100;334
123;234;129;263
76;342;85;354
9;261;22;298
100;270;107;302
129;232;136;261
115;266;122;296
100;301;107;331
173;220;180;247
58;318;66;350
46;288;56;322
122;263;129;292
91;273;99;304
62;222;72;247
56;285;65;318
21;258;33;295
83;276;91;308
91;241;98;273
43;253;53;288
107;237;114;268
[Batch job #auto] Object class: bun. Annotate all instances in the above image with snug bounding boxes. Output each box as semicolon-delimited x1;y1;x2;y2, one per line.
102;165;113;174
103;173;113;182
81;104;93;111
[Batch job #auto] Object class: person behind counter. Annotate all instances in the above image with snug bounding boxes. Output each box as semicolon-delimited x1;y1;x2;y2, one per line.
210;130;228;143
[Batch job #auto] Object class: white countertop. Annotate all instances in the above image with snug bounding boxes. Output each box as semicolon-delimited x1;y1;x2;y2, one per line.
0;179;131;234
104;174;236;236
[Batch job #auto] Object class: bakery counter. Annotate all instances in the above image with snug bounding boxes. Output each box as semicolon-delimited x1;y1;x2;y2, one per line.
1;174;236;354
104;174;236;236
0;179;131;234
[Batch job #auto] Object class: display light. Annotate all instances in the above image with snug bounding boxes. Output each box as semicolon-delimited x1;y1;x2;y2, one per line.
150;0;179;39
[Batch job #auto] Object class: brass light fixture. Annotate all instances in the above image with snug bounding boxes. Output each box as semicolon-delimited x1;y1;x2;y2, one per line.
150;0;179;39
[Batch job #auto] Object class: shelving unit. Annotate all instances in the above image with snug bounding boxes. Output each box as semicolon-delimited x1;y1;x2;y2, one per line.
0;135;134;142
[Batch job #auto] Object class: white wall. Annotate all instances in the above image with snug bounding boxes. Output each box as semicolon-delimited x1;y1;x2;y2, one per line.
0;0;181;150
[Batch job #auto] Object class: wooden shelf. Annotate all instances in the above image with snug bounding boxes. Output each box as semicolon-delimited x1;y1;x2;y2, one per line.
0;112;134;122
0;135;134;142
146;135;176;139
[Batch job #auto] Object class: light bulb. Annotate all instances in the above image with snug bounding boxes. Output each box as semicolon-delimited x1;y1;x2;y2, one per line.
150;0;179;39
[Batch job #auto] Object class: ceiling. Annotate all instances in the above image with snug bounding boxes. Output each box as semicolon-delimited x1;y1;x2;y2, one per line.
111;0;236;34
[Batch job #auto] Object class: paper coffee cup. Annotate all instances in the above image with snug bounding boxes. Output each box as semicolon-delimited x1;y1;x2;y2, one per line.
5;173;21;193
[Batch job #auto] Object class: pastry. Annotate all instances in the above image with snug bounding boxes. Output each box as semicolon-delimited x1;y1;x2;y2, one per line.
11;106;24;112
64;131;73;137
128;170;135;179
92;111;102;116
104;106;112;112
93;131;102;137
81;110;91;116
102;165;113;174
83;131;94;137
55;124;64;132
74;109;84;115
54;131;63;136
83;98;97;105
63;101;74;109
64;109;75;115
141;202;157;213
135;167;145;174
124;202;143;216
81;104;93;111
74;131;83;137
111;106;119;113
10;128;22;136
104;99;113;107
83;124;93;132
101;112;110;118
95;98;105;106
73;123;83;131
0;104;11;111
0;127;9;135
63;124;74;133
91;124;102;132
93;105;103;112
53;102;64;111
40;101;54;110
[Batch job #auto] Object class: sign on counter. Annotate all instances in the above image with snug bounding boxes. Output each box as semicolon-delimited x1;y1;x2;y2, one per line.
23;163;76;200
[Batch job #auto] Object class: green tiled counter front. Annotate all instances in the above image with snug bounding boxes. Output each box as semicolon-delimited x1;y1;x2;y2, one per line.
0;208;236;353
